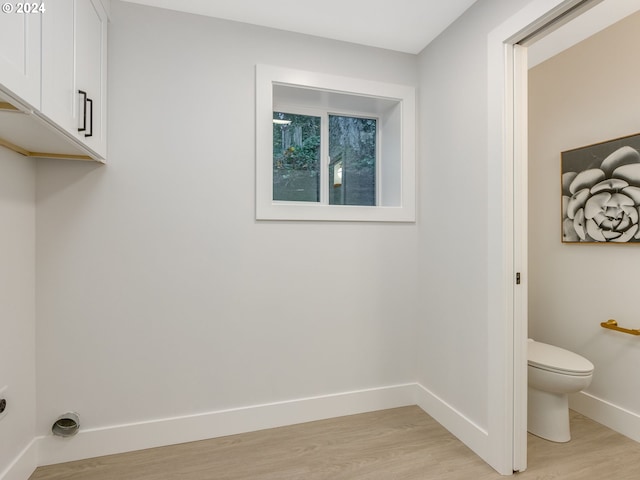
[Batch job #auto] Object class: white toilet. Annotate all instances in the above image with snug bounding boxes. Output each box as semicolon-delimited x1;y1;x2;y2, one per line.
527;339;594;442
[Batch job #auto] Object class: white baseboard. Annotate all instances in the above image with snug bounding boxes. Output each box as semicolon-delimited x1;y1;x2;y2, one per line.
37;383;417;467
34;382;495;472
414;383;489;461
0;439;37;480
570;391;640;443
12;385;634;478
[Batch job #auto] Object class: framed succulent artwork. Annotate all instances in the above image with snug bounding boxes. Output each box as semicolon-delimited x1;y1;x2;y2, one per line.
562;133;640;243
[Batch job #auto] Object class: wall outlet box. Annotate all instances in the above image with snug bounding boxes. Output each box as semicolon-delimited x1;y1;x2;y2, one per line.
0;385;8;422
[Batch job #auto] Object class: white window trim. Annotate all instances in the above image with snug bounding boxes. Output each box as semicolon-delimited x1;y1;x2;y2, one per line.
256;64;416;222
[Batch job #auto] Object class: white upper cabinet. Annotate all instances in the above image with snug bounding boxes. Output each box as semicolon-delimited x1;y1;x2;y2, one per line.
0;0;108;162
41;0;108;160
0;9;42;109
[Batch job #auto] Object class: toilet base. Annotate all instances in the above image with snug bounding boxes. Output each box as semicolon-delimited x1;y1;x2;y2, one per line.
527;387;571;442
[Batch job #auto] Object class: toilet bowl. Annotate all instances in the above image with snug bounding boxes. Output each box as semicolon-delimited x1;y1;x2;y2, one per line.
527;339;594;442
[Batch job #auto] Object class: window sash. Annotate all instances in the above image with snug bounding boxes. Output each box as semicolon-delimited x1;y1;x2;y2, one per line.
273;105;380;206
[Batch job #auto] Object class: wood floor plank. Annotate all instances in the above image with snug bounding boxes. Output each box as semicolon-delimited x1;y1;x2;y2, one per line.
29;406;640;479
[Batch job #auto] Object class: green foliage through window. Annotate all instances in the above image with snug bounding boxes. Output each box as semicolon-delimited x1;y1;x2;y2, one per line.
273;112;321;202
329;115;376;206
273;111;376;206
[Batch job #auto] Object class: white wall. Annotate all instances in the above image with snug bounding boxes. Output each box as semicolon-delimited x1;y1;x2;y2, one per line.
416;0;533;433
35;0;419;439
0;149;36;478
529;11;640;433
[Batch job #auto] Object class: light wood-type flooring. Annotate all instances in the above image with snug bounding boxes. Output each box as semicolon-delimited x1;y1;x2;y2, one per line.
30;406;640;479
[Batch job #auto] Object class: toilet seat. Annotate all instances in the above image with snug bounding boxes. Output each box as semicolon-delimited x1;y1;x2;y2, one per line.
528;340;594;376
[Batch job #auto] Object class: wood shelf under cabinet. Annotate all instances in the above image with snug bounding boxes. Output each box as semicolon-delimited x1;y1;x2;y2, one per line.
0;101;100;162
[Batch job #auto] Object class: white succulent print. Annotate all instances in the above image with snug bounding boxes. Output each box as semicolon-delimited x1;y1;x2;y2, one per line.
562;146;640;242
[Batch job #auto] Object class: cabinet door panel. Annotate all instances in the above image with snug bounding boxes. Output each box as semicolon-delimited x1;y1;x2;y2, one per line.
41;0;75;132
0;12;41;108
41;0;107;159
76;0;106;156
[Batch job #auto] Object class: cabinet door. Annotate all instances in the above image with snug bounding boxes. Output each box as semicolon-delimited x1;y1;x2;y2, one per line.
41;0;107;159
0;11;41;109
75;0;107;158
41;0;75;132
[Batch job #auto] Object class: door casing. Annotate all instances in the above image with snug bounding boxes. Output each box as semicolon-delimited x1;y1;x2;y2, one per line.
487;0;600;473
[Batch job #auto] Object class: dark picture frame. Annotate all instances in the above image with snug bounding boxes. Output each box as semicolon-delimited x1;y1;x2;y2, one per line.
561;133;640;243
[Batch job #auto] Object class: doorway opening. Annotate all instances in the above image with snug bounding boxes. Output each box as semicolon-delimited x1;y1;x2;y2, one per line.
496;0;639;473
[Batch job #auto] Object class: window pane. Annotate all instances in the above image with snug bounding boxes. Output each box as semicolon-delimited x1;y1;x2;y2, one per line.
273;112;321;202
329;115;376;206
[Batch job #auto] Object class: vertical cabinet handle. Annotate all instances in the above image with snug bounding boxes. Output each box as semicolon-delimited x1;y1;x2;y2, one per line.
77;90;94;138
85;98;93;137
78;90;87;133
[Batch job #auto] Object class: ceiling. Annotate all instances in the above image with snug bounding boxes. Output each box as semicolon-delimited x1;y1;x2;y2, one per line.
528;0;640;67
119;0;479;54
121;0;640;61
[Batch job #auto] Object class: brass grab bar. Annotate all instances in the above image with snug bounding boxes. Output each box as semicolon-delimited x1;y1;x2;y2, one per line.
600;319;640;336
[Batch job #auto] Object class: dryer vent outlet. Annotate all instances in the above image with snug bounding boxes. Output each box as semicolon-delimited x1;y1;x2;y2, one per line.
52;412;80;437
0;386;7;421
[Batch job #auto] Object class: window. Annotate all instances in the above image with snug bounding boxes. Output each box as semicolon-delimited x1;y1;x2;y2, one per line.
256;65;415;222
273;112;377;206
328;115;377;206
273;112;322;203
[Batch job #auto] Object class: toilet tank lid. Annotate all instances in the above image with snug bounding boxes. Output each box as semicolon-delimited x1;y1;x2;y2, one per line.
528;340;594;374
